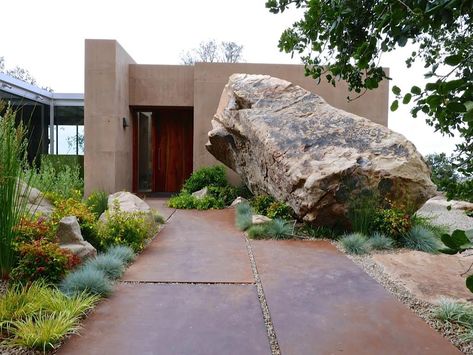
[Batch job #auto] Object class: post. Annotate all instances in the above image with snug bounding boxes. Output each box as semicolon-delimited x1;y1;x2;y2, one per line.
49;101;54;154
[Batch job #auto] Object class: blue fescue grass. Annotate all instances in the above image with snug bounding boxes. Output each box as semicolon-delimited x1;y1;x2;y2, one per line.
368;232;394;250
84;254;124;280
235;202;253;231
60;266;113;297
403;225;443;253
340;233;371;255
106;245;136;265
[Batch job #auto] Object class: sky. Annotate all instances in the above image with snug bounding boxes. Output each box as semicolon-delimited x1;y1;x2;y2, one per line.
0;0;460;156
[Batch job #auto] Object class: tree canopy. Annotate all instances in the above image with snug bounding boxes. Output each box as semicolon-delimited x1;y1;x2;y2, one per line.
266;0;473;175
0;56;52;92
180;40;244;65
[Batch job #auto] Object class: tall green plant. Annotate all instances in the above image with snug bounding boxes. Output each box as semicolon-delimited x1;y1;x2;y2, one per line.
0;102;31;279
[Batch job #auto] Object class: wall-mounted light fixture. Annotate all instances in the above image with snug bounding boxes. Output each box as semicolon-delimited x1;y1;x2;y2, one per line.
1;83;12;89
122;117;129;129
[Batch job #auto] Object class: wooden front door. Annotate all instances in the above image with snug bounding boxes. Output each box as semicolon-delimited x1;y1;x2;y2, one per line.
154;108;193;193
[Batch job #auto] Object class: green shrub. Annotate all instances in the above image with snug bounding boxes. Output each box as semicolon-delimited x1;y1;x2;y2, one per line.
340;233;371;255
50;196;100;249
96;204;158;252
106;245;135;265
266;201;294;220
168;193;196;209
347;189;380;235
195;195;225;210
426;153;473;202
182;165;227;193
235;184;253;199
85;254;124;280
402;225;442;253
247;224;270;239
373;208;411;240
27;158;83;199
85;191;108;218
11;239;81;284
251;195;276;216
0;103;32;279
368;232;394;250
60;266;113;297
235;202;253;231
266;219;293;239
208;185;239;205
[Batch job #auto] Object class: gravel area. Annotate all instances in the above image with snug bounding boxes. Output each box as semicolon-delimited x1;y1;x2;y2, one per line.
245;238;281;355
0;280;7;296
334;242;473;355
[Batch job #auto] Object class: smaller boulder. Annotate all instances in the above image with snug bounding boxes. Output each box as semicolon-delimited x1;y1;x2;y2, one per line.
192;187;209;200
229;197;248;208
252;215;272;225
57;216;83;244
57;216;96;260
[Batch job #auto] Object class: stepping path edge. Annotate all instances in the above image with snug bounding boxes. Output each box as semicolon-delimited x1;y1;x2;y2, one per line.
250;239;461;355
58;283;270;355
123;208;255;283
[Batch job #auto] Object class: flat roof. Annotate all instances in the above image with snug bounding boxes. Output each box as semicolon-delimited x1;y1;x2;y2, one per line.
0;73;83;106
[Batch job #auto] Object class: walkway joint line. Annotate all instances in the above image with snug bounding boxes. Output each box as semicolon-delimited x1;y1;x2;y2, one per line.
120;280;255;285
245;238;281;355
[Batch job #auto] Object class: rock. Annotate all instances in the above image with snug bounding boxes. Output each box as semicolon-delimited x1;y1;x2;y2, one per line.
192;187;209;199
372;250;473;303
18;181;54;216
57;216;96;260
229;196;248;208
108;191;150;213
252;214;272;225
206;74;436;225
417;196;473;233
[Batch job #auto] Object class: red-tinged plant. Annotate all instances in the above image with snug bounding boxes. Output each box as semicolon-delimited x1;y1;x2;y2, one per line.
11;239;81;284
13;216;54;246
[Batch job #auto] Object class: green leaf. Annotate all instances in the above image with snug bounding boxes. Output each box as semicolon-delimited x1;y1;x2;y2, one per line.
446;102;467;112
390;100;399;112
445;79;465;91
439;247;458;255
410;86;422;95
403;93;412;104
444;54;462;66
392;85;401;95
441;230;470;251
466;275;473;293
397;36;408;47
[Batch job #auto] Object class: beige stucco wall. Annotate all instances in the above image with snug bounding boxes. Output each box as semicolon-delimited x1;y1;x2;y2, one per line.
84;39;135;195
85;39;389;193
130;65;194;107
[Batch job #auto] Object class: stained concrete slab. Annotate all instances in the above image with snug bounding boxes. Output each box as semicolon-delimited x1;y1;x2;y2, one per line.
251;240;461;355
123;209;254;283
373;250;473;303
58;283;269;355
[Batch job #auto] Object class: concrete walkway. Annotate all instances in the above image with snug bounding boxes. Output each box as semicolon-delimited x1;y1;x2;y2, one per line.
58;199;460;355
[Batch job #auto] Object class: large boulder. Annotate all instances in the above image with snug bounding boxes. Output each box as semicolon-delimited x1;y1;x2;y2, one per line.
206;74;436;226
57;216;96;260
